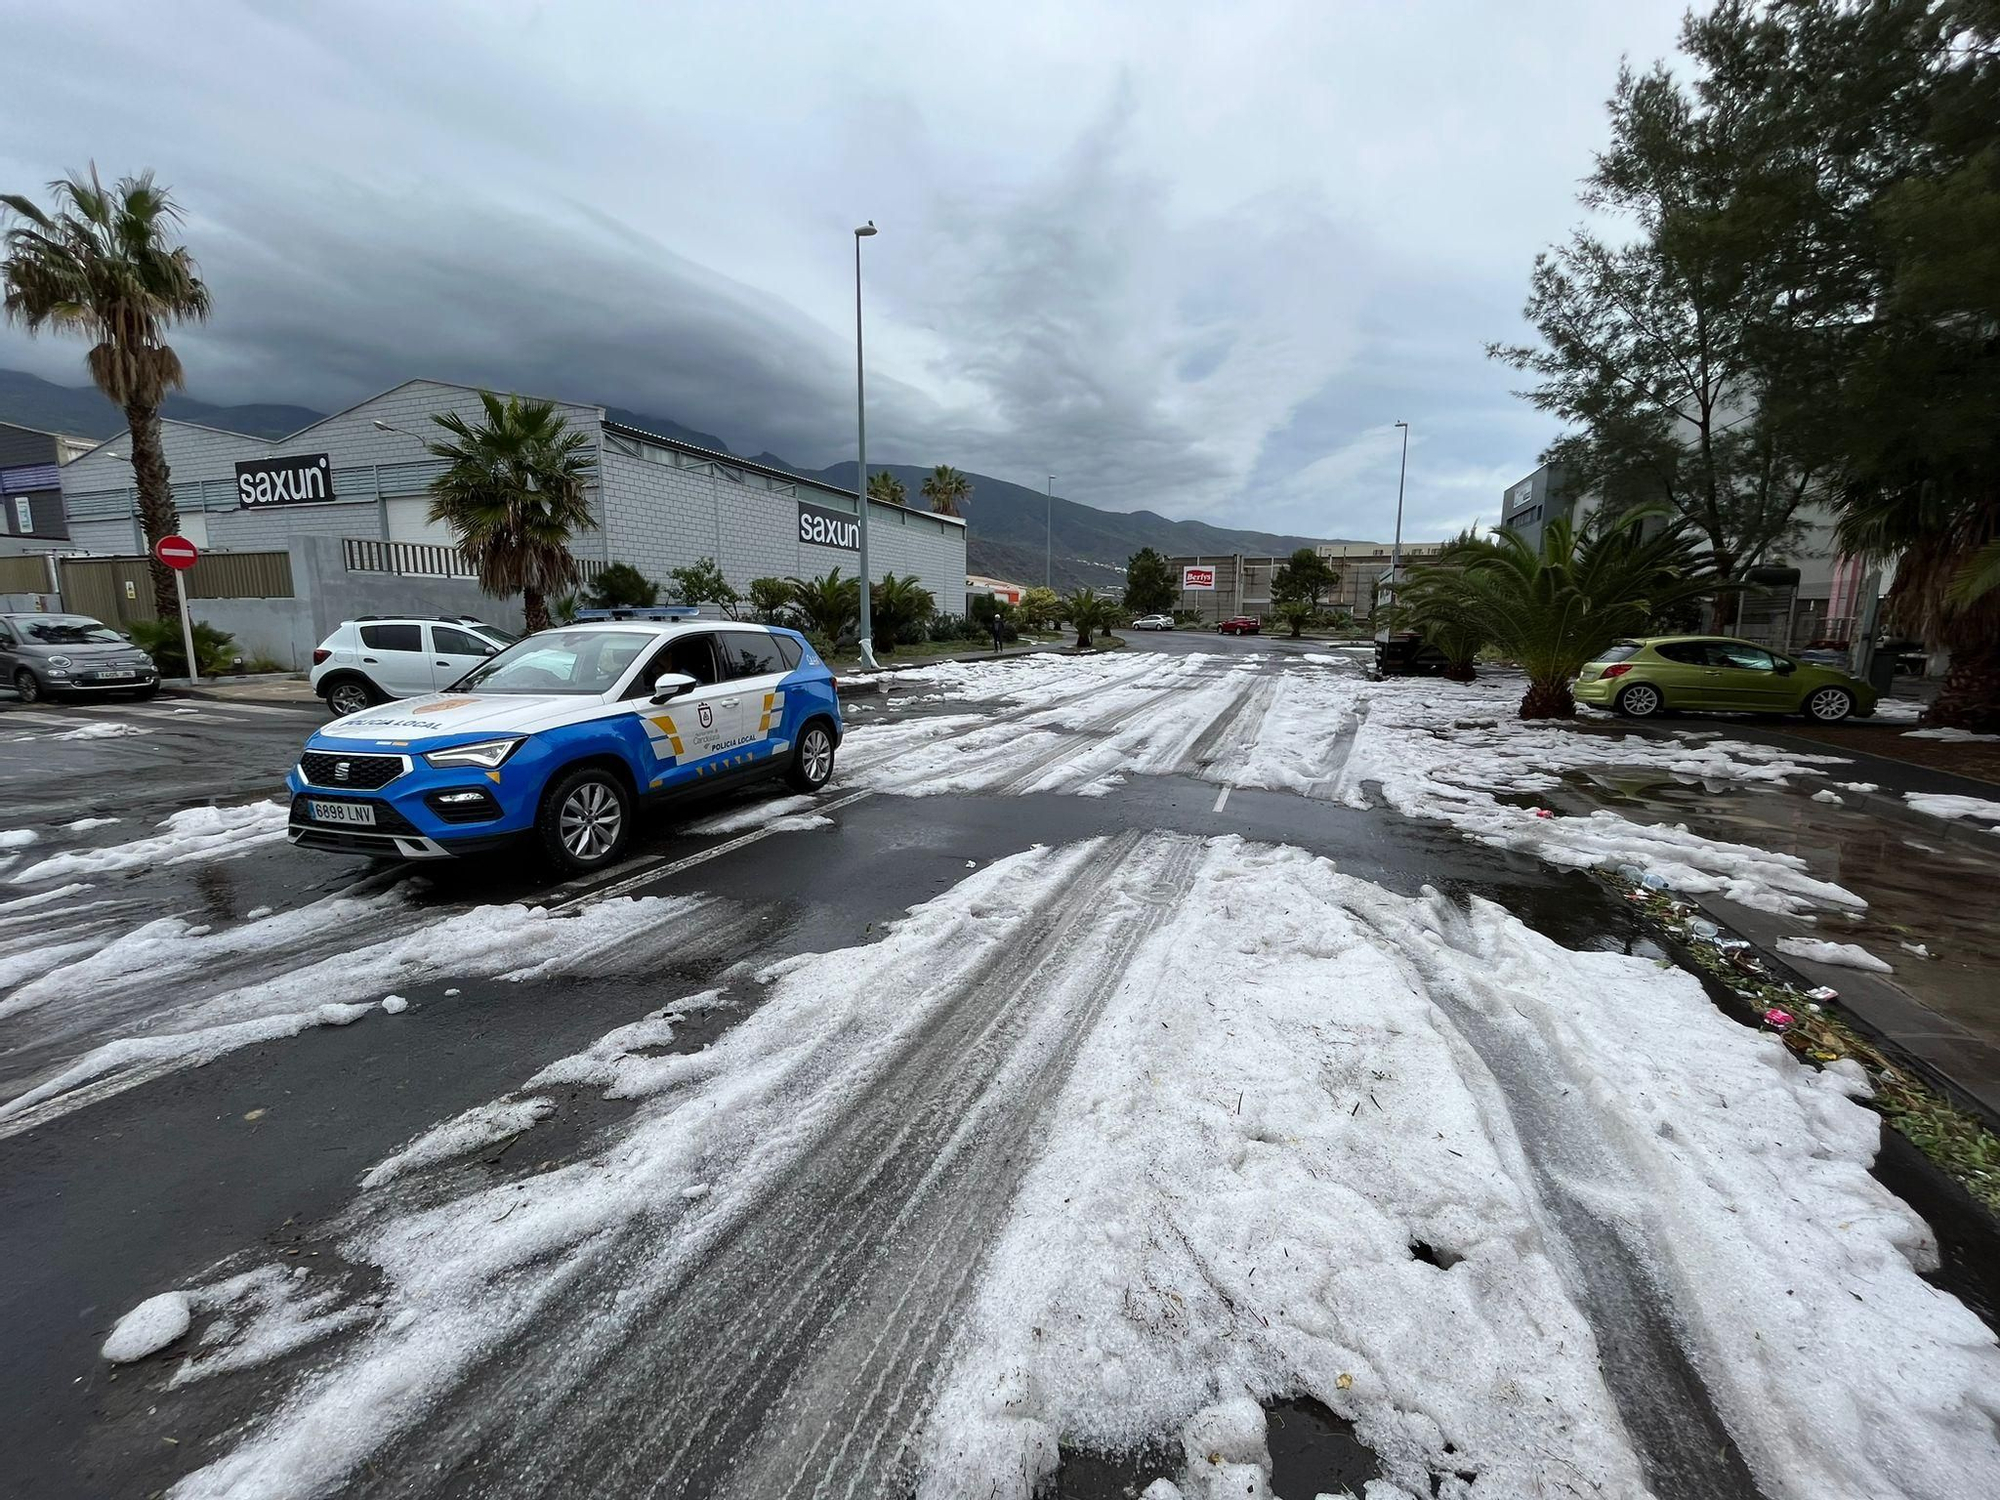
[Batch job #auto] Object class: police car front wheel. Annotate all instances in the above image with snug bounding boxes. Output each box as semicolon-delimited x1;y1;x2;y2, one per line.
787;722;836;793
538;766;633;873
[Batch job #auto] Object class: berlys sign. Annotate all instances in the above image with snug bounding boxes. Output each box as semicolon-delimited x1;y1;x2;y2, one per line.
1182;566;1216;590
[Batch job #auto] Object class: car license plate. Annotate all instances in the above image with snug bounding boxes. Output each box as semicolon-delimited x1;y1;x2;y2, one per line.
94;671;136;681
309;800;377;826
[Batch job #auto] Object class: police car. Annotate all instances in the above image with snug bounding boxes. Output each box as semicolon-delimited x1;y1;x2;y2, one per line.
285;620;842;874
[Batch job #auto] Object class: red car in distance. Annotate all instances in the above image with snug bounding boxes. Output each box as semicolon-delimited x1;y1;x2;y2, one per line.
1217;616;1261;635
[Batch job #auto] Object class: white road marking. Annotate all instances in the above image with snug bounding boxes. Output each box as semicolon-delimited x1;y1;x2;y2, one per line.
1211;785;1231;813
556;788;875;908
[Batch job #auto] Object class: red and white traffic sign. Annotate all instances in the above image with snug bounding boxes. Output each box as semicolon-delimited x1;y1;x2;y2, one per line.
154;535;199;571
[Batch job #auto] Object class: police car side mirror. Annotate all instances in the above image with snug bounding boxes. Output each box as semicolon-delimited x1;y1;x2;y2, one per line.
651;671;697;704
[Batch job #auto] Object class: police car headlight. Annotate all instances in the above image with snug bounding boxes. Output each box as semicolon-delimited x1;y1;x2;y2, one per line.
423;737;524;769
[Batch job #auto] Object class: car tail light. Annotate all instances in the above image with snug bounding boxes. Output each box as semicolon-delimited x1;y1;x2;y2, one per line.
312;649;331;665
1601;663;1632;678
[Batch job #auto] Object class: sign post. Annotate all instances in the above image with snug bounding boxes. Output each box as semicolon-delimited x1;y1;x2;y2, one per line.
153;535;201;684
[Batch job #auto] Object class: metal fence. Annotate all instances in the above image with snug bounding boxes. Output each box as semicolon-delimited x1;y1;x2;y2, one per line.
343;537;477;579
341;537;605;585
0;555;51;593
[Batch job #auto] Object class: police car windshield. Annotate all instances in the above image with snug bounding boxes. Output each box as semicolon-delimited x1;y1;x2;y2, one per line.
455;628;648;695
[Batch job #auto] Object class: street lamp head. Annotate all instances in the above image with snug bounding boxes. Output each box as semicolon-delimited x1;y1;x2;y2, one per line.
1394;420;1409;430
855;221;878;238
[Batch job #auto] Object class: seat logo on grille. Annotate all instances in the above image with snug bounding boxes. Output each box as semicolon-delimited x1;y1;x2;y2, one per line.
335;761;351;781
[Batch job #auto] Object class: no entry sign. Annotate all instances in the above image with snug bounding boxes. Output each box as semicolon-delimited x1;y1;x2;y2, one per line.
154;535;200;571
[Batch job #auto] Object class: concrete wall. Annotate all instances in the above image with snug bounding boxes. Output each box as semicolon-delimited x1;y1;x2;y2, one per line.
85;535;525;671
598;437;966;615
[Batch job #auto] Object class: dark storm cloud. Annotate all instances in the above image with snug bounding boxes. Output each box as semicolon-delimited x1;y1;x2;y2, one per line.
0;0;1695;539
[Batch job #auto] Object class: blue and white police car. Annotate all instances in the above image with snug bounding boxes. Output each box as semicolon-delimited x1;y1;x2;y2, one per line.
286;619;842;874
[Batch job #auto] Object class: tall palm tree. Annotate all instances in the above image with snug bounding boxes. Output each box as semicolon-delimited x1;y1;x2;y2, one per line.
1401;513;1718;718
1838;487;2000;731
867;470;906;507
2;168;210;620
921;465;971;517
426;392;598;633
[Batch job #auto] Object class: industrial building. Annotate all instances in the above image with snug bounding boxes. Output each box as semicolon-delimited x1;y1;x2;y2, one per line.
43;379;965;666
1165;542;1446;624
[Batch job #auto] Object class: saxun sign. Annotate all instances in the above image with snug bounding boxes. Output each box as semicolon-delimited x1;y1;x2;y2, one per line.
236;453;333;508
798;500;859;551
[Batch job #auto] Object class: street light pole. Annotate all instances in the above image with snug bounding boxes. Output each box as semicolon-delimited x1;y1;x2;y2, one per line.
1045;474;1054;590
853;221;879;671
1390;421;1409;578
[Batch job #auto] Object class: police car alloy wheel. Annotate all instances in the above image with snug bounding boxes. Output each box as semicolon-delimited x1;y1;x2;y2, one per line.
538;766;632;872
1807;686;1853;722
787;723;835;793
14;669;41;704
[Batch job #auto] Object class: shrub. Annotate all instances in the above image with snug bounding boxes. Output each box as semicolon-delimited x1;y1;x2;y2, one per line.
129;618;236;677
802;630;836;662
785;569;860;640
870;572;936;653
584;562;658;609
748;577;792;623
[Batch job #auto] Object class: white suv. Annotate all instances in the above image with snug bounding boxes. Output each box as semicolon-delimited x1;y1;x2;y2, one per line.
309;616;518;716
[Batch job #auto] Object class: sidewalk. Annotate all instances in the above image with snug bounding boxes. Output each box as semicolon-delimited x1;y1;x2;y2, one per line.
1573;716;2000;1124
169;674;319;708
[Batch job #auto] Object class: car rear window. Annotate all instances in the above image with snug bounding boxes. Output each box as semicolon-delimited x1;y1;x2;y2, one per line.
772;634;804;670
1596;643;1642;664
359;623;422;652
1653;642;1708;664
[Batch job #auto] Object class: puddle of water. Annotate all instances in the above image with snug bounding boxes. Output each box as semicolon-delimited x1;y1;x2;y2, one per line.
1044;1442;1179;1499
1564;770;2000;1039
1046;1398;1385;1500
1266;1395;1381;1497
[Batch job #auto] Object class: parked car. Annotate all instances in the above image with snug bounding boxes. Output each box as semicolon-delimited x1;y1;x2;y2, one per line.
1217;616;1261;636
309;616;519;716
0;612;160;702
287;621;841;874
1573;636;1877;721
1130;614;1175;631
1374;628;1448;676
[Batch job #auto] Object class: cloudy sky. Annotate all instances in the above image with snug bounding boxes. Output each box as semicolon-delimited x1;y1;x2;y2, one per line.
2;0;1691;542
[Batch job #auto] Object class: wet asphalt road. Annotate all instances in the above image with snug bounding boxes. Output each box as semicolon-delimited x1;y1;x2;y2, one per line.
0;637;1985;1500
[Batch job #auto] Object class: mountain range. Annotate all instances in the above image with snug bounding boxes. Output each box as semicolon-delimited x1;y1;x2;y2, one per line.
0;367;1350;591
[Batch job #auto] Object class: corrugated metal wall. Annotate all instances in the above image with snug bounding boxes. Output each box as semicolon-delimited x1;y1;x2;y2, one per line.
54;551;295;625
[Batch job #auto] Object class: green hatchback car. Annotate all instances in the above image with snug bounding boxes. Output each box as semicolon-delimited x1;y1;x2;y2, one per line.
1574;636;1877;722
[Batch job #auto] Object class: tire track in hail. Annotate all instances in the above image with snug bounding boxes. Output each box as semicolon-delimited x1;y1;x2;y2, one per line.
344;833;1202;1500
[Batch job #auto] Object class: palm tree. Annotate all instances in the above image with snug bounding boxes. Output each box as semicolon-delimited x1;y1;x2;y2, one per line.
1401;513;1718;718
1063;588;1118;649
867;470;906;507
1838;488;2000;731
921;465;972;517
784;568;861;640
425;392;598;633
2;168;210;620
870;572;936;652
1272;598;1315;639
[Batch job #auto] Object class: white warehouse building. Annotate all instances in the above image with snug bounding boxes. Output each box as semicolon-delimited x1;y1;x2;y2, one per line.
54;379;966;662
